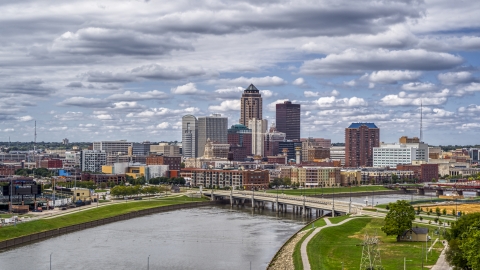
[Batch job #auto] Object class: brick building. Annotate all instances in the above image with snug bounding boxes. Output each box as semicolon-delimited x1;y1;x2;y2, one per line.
345;123;380;167
146;156;181;171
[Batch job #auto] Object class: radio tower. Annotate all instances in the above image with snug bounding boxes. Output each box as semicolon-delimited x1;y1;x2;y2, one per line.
420;101;423;143
33;121;37;167
359;231;383;270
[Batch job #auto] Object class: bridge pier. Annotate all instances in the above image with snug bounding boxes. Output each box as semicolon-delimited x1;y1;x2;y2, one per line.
417;188;425;195
457;190;463;196
436;190;444;196
477;191;480;197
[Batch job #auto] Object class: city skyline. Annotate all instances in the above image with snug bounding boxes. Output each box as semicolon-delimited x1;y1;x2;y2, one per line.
1;1;480;144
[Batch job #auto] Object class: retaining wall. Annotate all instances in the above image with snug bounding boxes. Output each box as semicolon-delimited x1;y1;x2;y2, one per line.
0;201;217;251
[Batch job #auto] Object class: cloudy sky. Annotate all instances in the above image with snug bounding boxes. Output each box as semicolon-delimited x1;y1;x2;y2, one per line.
2;0;480;144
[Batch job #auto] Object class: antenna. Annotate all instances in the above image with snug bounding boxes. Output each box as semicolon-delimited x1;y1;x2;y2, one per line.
34;121;37;167
420;101;423;143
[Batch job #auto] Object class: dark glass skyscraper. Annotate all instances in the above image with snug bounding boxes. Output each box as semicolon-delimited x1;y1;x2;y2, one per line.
276;101;300;140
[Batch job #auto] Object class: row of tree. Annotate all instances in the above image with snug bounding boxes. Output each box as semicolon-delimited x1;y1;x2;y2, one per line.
15;168;53;177
109;185;171;198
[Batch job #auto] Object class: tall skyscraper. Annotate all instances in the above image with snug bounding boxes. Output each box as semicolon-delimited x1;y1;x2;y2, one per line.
276;101;300;140
182;115;198;158
345;123;380;167
197;114;228;157
239;84;262;126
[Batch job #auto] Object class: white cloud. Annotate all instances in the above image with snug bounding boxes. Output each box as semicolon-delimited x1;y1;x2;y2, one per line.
260;90;275;98
171;83;204;95
402;82;436;91
156;122;171;129
380;90;450;106
17;115;33;122
437;71;474;85
344;80;356;86
304;91;320;97
208;100;240;112
369;70;421;84
314;96;367;108
293;78;305;86
461;82;480;92
95;114;113;120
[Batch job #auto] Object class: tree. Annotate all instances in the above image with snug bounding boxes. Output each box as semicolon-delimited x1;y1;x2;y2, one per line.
442;208;447;215
446;213;480;269
436;207;441;217
381;200;416;239
451;209;456;216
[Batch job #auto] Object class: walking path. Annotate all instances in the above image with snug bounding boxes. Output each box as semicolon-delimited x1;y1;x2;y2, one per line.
300;217;356;270
431;242;452;270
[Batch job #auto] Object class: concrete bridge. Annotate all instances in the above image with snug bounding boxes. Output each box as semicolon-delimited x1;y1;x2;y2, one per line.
203;190;363;217
385;184;480;196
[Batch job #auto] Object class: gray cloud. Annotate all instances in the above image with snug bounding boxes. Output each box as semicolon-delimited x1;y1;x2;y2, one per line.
300;49;463;75
51;28;193;56
57;97;111;108
107;90;170;101
1;79;55;96
131;64;207;80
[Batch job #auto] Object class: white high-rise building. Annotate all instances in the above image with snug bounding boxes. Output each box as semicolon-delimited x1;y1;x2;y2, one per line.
248;118;268;156
93;140;132;155
373;142;429;167
81;150;107;172
182;115;198;158
197;114;228;157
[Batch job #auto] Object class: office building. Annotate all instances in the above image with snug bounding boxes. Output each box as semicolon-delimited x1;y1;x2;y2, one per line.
239;84;262;126
329;146;345;165
276;101;300;140
197;114;228;157
248;118;268;156
228;124;252;161
81;150;107;172
345;123;380;167
278;141;303;161
301;138;331;161
182;115;198;158
373;137;429;167
264;124;286;157
93;141;133;155
150;143;181;156
132;142;153;156
181;168;270;190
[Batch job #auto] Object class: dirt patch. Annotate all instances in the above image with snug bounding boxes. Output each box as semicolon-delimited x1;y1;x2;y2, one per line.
423;203;480;215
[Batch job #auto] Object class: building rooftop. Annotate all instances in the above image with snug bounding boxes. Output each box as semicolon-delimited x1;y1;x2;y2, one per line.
347;123;378;129
246;84;258;91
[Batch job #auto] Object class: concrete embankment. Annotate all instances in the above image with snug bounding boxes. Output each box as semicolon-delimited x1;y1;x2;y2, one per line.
0;201;218;251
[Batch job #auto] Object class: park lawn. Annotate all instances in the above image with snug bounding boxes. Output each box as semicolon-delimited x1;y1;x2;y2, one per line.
306;218;443;270
94;189;108;193
0;196;206;242
302;218;327;231
266;186;389;196
328;215;351;224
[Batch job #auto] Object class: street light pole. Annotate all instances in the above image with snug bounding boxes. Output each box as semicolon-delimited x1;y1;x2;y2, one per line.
50;252;53;270
147;255;150;270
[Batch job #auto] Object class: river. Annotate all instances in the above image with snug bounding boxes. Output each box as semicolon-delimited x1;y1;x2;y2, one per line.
1;192;467;270
0;205;309;270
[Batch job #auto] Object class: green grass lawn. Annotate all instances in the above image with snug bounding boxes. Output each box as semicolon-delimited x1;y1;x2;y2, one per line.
267;186;389;196
306;218;444;270
328;215;351;224
302;218;327;231
0;196;206;242
94;189;108;193
98;200;111;203
293;230;313;270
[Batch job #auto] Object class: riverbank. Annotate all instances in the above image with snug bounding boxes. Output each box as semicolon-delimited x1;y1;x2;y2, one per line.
0;196;210;251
